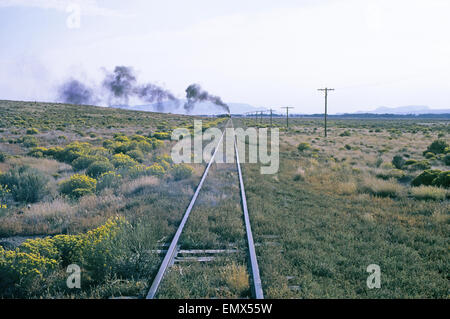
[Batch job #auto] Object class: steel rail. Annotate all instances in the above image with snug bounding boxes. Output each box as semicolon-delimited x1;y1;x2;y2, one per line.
146;120;228;299
232;119;264;299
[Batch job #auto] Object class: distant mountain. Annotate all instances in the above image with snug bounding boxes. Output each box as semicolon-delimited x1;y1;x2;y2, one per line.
113;100;261;115
356;105;450;115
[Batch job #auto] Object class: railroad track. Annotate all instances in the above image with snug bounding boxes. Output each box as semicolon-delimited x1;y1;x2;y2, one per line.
146;118;264;299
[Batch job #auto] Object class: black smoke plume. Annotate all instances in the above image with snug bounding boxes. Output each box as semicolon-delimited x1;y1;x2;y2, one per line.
102;66;137;105
184;84;230;113
58;79;96;105
135;83;179;111
58;66;179;111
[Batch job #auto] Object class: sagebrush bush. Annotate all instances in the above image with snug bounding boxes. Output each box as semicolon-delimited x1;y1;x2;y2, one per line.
392;155;405;169
425;139;448;155
171;164;193;181
112;153;137;168
444;154;450;166
0;217;126;296
96;171;122;191
432;171;450;188
424;152;436;159
71;155;99;171
103;134;161;155
0;152;5;163
26;128;39;135
60;174;97;198
411;169;441;187
298;142;311;152
153;132;170;140
126;149;145;163
0;166;49;203
147;163;166;177
408;160;431;171
86;161;114;179
20;136;39;147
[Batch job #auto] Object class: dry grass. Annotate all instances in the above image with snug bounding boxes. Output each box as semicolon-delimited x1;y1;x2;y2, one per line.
78;192;126;211
410;186;448;201
337;181;357;195
359;176;406;198
27;198;74;217
220;262;250;295
432;204;449;223
120;176;160;195
8;156;71;176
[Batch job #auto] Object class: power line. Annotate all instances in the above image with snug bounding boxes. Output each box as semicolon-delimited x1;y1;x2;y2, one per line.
317;88;334;137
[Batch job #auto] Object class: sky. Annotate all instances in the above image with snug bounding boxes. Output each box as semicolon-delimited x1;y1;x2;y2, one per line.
0;0;449;114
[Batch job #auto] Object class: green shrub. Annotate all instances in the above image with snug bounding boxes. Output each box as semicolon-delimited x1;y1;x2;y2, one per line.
96;171;122;191
339;130;351;137
60;174;97;198
425;139;448;155
344;144;352;150
147;163;166;177
298;142;311;152
431;171;450;188
424;152;436;159
409;160;431;171
26;128;40;135
376;169;405;180
171;164;193;181
71;155;98;171
153;132;170;140
444;154;450;166
392;155;405;169
20;136;39;147
411;169;441;187
0;217;126;295
0;184;11;204
0;152;5;163
44;146;65;161
155;154;172;164
86;161;114;179
126;149;145;163
404;159;417;166
112;153;137;168
28;147;48;158
0;166;49;203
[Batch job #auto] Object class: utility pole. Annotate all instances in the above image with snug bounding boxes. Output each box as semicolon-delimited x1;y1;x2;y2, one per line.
269;109;273;128
280;107;294;129
317;88;334;137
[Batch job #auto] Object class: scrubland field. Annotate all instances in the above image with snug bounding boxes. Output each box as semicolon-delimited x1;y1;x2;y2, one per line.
239;117;449;298
0;100;448;298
